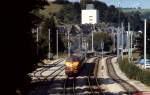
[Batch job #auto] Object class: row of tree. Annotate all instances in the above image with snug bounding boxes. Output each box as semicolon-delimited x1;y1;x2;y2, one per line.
52;0;149;57
52;0;143;31
14;0;64;95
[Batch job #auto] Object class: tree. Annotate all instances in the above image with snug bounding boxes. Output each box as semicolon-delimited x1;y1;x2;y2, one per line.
54;0;70;4
6;0;48;95
55;2;81;24
93;1;108;22
88;32;113;51
124;11;143;31
48;15;65;54
37;18;49;60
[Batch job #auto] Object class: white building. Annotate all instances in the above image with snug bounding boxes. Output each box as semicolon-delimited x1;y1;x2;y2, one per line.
81;10;99;24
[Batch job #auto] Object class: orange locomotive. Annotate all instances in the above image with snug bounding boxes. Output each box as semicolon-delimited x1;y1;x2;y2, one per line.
64;55;84;76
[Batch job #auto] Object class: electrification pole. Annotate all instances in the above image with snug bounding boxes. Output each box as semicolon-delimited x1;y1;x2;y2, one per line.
117;2;120;61
48;29;51;59
36;27;39;57
56;30;58;59
121;22;124;60
92;25;94;52
81;30;83;51
113;28;116;53
101;40;104;59
144;19;147;69
118;2;120;27
79;33;81;50
128;22;131;62
68;29;70;57
131;29;133;61
117;27;120;61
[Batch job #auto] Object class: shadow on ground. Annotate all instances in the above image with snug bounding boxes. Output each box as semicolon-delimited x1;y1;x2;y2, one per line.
26;62;136;95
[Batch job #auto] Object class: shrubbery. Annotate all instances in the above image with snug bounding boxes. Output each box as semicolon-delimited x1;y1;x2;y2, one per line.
118;58;150;86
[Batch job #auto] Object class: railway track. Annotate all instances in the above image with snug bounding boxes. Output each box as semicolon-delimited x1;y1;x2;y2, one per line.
106;57;139;94
28;57;106;95
86;57;105;95
27;59;66;95
32;58;64;80
63;77;76;95
43;65;65;80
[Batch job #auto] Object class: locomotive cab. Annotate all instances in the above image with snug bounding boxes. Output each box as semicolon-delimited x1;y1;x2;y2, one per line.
64;56;83;76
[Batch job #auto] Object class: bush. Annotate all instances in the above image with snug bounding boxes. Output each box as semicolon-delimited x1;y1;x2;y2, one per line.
118;58;150;86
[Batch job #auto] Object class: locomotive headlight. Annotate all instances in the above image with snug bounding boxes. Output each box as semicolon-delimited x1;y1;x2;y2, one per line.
65;62;73;67
73;62;79;66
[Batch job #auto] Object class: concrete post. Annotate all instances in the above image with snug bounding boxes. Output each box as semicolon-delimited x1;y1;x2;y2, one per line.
128;22;131;62
121;22;124;60
56;30;58;59
144;19;147;69
48;29;51;59
117;27;120;61
92;26;94;52
36;27;39;56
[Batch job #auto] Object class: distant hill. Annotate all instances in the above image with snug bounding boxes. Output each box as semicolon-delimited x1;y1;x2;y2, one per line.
121;8;150;14
121;8;150;20
39;1;149;26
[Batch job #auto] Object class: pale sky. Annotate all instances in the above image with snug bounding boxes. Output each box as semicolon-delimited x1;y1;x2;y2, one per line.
68;0;150;9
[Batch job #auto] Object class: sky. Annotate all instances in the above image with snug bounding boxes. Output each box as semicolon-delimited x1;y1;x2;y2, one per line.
68;0;150;9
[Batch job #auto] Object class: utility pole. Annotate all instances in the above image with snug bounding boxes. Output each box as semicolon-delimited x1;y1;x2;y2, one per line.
131;29;133;62
79;33;81;50
68;29;70;57
118;2;121;27
121;22;124;60
117;2;120;61
144;19;147;69
117;27;120;59
113;28;116;53
81;30;83;51
101;40;104;59
126;30;128;49
48;29;51;59
128;22;131;62
36;27;39;57
56;30;58;59
92;25;94;52
86;37;88;52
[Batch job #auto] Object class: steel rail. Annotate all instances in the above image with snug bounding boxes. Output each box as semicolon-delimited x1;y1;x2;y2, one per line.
33;59;64;78
87;57;105;95
33;59;64;80
63;77;76;95
106;56;139;94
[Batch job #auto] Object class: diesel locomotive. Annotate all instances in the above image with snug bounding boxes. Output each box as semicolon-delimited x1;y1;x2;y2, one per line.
64;54;85;76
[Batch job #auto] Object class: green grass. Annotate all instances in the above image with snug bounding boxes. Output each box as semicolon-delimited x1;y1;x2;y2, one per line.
39;3;63;17
118;58;150;86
